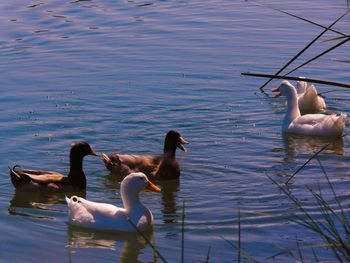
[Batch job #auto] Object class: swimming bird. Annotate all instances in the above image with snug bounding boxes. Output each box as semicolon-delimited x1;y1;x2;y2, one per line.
102;130;188;180
272;80;346;137
9;142;99;192
296;80;326;112
66;172;161;232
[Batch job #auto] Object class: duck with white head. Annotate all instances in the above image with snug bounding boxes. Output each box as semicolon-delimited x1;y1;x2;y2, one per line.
272;80;346;137
66;172;161;232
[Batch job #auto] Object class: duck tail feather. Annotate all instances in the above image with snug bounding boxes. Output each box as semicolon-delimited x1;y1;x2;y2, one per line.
102;153;121;170
65;195;71;204
102;153;111;163
9;165;27;188
337;113;347;126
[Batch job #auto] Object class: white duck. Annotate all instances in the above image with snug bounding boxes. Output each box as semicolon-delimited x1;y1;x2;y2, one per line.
272;80;346;137
296;80;326;112
66;172;161;232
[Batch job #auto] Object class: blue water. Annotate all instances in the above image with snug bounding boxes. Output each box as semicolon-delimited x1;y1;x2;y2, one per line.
1;0;350;262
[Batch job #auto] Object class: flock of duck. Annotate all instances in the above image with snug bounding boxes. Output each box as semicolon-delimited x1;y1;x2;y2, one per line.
272;79;346;137
9;130;188;232
8;81;347;233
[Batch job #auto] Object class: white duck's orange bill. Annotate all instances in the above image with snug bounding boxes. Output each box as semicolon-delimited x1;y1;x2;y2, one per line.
271;87;282;98
146;181;161;193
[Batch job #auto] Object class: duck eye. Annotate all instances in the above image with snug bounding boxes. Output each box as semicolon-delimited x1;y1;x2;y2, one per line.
139;177;143;181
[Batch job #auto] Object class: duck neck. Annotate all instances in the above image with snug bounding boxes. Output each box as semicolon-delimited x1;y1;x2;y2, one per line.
284;88;301;127
68;153;86;189
164;143;176;159
121;188;143;213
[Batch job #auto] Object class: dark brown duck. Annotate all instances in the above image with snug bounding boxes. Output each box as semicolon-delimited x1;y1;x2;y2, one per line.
102;130;188;180
9;142;98;192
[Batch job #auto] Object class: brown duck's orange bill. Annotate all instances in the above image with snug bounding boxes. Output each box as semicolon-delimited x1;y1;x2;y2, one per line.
146;180;161;193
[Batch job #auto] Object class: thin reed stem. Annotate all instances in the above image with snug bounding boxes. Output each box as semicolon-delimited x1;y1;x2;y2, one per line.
221;236;261;263
249;1;346;37
285;143;330;184
295;235;304;262
241;72;350;89
318;89;344;96
316;158;350;242
181;200;185;263
268;175;346;262
238;204;241;263
127;218;168;263
285;36;350;76
257;9;350;92
323;35;350;42
205;246;211;263
285;134;347;184
312;247;320;263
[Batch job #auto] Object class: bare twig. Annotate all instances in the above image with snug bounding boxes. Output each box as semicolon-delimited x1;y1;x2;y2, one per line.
238;204;241;263
285;143;331;184
222;236;261;263
205;246;211;263
127;218;168;263
249;1;347;37
285;134;347;184
285;36;350;76
257;9;350;92
242;72;350;89
181;200;186;263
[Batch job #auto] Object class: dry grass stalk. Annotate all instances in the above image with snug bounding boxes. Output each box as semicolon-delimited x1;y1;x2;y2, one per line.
241;73;350;89
255;9;350;92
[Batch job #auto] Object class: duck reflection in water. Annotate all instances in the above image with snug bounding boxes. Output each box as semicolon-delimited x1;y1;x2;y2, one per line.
67;225;154;263
9;191;85;219
158;179;180;224
282;133;344;163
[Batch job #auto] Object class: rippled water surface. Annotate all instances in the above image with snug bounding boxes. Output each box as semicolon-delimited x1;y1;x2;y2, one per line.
1;0;350;262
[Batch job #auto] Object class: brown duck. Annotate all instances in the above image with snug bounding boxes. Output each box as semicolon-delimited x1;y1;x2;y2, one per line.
9;142;99;192
102;130;188;180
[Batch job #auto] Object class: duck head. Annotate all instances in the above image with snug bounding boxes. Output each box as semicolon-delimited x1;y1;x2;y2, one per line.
121;172;161;194
296;77;307;94
271;80;297;98
70;141;99;159
121;172;161;211
164;130;189;154
69;142;99;176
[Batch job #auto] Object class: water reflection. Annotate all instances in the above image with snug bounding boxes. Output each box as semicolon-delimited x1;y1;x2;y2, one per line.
158;180;179;224
8;191;85;218
67;226;154;263
282;133;344;163
103;172;123;190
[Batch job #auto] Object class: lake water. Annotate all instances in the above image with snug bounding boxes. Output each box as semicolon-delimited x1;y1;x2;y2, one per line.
0;0;350;262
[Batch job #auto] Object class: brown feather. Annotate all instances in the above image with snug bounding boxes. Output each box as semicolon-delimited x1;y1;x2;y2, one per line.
103;130;188;180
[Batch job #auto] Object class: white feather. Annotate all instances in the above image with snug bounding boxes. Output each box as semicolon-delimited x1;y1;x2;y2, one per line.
66;173;158;232
296;80;326;112
275;81;346;137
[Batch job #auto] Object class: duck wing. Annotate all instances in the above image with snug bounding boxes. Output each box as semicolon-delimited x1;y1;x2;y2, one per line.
103;153;161;177
66;196;131;230
117;154;159;166
119;154;161;176
290;113;346;137
293;114;327;126
298;85;326;111
9;165;68;190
